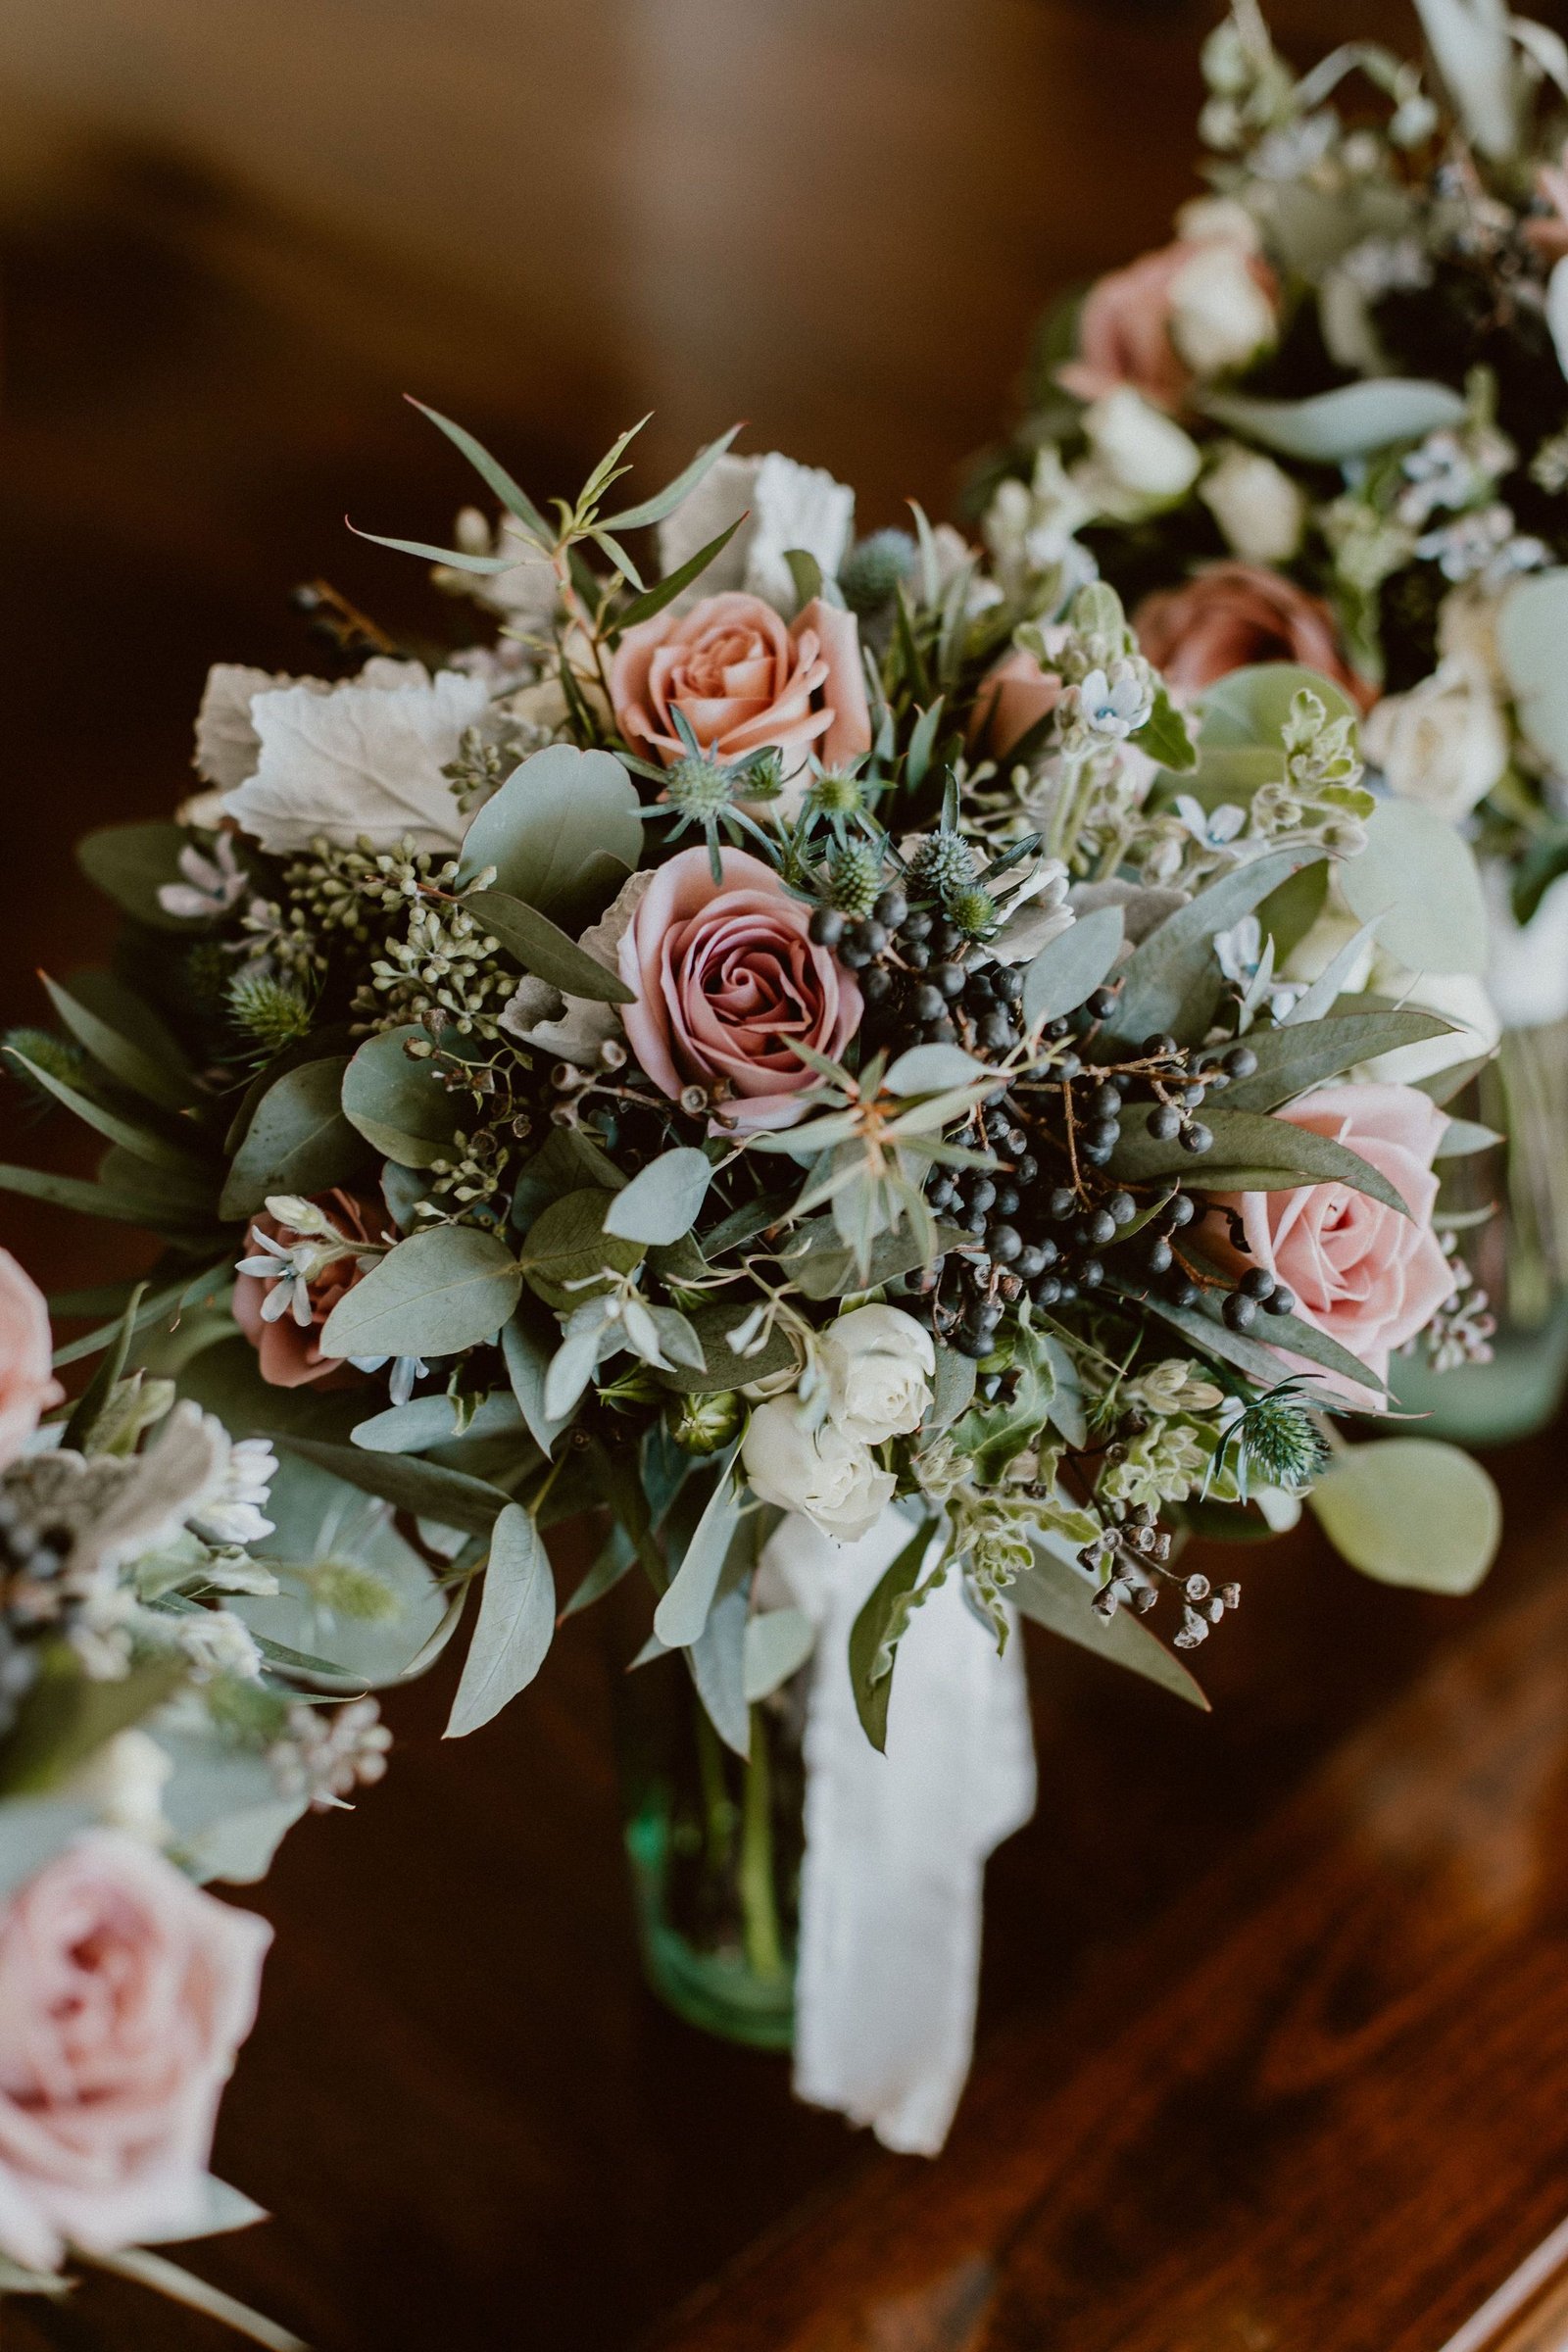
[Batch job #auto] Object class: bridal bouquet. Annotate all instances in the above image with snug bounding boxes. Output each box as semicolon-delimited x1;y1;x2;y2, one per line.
4;400;1503;2150
0;1244;399;2343
981;0;1568;1420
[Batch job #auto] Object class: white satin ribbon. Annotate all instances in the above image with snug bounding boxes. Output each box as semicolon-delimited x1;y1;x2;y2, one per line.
761;1505;1037;2156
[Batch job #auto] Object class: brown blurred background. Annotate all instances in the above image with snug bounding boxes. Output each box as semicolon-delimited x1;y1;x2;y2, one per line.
4;4;1540;2348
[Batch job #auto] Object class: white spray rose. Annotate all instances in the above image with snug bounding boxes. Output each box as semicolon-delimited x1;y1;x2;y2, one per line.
1199;445;1305;564
743;1401;895;1544
1075;389;1201;521
818;1305;935;1446
1362;662;1509;822
1167;241;1277;378
1485;859;1568;1030
1360;962;1500;1086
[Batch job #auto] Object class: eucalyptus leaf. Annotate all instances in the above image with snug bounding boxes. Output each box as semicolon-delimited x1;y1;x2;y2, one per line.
446;1503;556;1736
456;744;641;926
1497;569;1568;780
520;1186;644;1308
848;1513;941;1752
743;1607;815;1702
1112;1103;1409;1215
652;1446;743;1648
341;1028;464;1167
1339;800;1488;976
220;1056;362;1220
1021;904;1123;1030
598;422;742;531
352;1391;524;1452
1308;1438;1500;1592
1219;1010;1454;1111
1102;849;1317;1048
465;888;634;1003
1200;378;1466;461
778;1216;971;1299
687;1578;752;1758
603;1148;712;1245
503;1310;574;1454
1194;662;1359;748
1015;1537;1208;1709
405;398;553;541
884;1044;989;1094
1436;1115;1503;1157
279;1436;511;1537
322;1224;520;1359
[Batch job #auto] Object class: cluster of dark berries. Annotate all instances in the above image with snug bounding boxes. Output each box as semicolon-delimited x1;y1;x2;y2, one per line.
808;897;1024;1060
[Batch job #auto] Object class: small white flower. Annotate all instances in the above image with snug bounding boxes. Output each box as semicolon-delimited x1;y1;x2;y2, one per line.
157;833;248;922
1075;389;1201;520
1362;662;1510;822
177;1607;264;1683
270;1696;392;1809
188;1438;276;1547
1167;240;1276;379
1076;661;1154;741
819;1306;935;1446
345;1353;428;1406
742;1400;895;1544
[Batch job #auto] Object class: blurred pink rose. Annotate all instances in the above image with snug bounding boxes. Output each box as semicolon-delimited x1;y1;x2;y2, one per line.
611;591;871;789
1134;563;1374;709
232;1189;382;1389
617;846;861;1133
971;646;1063;759
0;1252;62;1471
1059;238;1278;413
0;1832;270;2273
1209;1083;1455;1401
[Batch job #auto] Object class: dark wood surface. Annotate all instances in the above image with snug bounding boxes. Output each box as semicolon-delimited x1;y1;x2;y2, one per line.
4;1;1564;2344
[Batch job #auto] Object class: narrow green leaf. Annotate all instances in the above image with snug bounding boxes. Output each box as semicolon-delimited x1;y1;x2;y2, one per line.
1103;850;1318;1048
279;1437;511;1536
614;516;746;632
652;1445;743;1648
1219;1010;1455;1111
41;975;197;1111
446;1503;556;1736
405;397;553;541
62;1282;146;1452
466;888;634;1002
848;1514;940;1751
1013;1541;1208;1709
3;1045;207;1174
598;423;742;532
1111;1103;1410;1217
1021;904;1124;1030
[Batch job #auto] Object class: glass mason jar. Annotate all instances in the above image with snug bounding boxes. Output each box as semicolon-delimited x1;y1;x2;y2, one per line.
1393;1020;1568;1445
616;1646;807;2050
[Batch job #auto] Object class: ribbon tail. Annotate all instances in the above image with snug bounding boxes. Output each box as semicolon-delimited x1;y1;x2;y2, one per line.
764;1506;1037;2157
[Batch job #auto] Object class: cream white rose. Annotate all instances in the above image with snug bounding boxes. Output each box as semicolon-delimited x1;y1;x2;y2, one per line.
1362;662;1509;822
1075;389;1201;521
819;1305;935;1446
1167;241;1278;377
742;1401;895;1544
1199;445;1305;564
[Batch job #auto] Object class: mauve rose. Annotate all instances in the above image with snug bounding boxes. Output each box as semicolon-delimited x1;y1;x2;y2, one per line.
0;1252;62;1471
971;646;1062;759
1134;563;1373;709
0;1832;270;2273
232;1189;382;1389
1208;1083;1455;1400
617;846;861;1134
1060;237;1277;414
611;590;871;796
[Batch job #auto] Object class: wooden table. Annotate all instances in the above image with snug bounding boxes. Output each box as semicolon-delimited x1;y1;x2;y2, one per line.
4;0;1561;2342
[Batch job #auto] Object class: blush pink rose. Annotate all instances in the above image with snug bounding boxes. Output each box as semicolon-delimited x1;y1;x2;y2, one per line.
1134;563;1375;710
971;646;1063;759
617;846;861;1134
611;591;872;787
0;1252;62;1472
232;1189;382;1389
1059;239;1276;414
0;1832;270;2273
1209;1083;1455;1401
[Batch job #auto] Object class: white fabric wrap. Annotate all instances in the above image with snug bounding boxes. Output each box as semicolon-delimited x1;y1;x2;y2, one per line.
761;1503;1037;2155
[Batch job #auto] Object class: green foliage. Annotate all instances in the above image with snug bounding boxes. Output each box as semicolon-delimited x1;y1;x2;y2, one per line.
1217;1010;1457;1112
76;821;208;931
519;1186;645;1310
220;1055;362;1220
1102;848;1319;1048
1308;1438;1501;1592
446;1504;556;1737
341;1027;466;1168
651;1446;744;1648
1340;799;1489;977
463;887;634;1003
1012;1540;1208;1709
321;1224;522;1359
848;1515;942;1751
279;1436;513;1537
226;970;316;1059
1201;378;1466;461
456;744;641;927
602;1148;713;1246
1021;904;1124;1030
